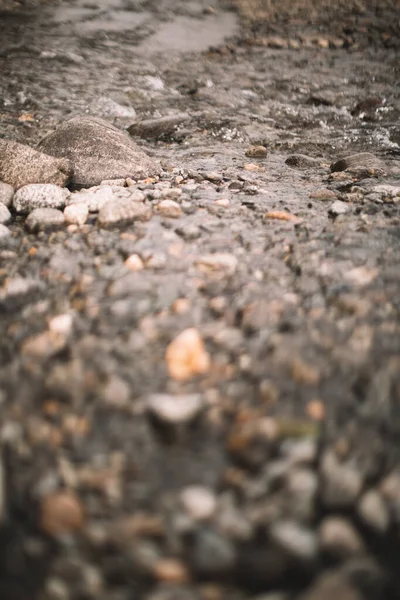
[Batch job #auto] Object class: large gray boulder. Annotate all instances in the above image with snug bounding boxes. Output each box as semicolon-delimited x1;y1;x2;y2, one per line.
37;116;161;188
0;139;72;189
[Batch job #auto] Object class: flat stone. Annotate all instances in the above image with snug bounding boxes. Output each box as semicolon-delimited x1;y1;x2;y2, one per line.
37;116;160;188
0;203;11;225
128;113;190;140
330;152;386;173
98;198;152;228
285;154;321;168
25;208;65;232
13;183;69;213
0;181;14;207
0;139;72;189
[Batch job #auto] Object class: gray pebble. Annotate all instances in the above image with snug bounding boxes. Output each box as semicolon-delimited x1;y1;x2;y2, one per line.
25;208;65;232
98;199;152;228
319;516;364;559
285;154;321;168
358;489;389;532
0;203;11;225
320;450;363;508
0;181;14;207
192;528;236;575
329;199;350;216
13;184;69;213
331;152;386;173
270;520;318;562
0;224;11;239
128;113;190;140
175;224;201;240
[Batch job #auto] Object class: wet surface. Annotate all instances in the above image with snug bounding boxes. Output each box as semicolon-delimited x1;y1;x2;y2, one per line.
0;0;400;599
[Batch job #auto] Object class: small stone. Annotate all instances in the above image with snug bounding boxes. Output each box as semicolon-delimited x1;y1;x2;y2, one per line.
157;199;183;218
67;185;114;212
309;188;337;201
196;253;238;276
319;517;364;558
124;254;144;271
89;96;137;121
64;203;89;226
21;330;67;360
38;116;160;188
128;113;190;140
180;486;217;521
175;224;201;240
320;450;363;509
330;152;386;173
13;184;69;213
329;200;349;216
0;203;11;225
153;558;189;583
270;521;317;561
245;145;268;158
48;313;74;336
25;208;65;232
214;198;230;207
344;266;378;288
147;393;204;424
192;529;236;576
100;178;126;187
371;184;400;200
285;154;320;168
98;199;152;228
0;139;72;189
166;328;210;381
0;181;14;207
203;171;223;183
40;491;85;536
358;490;389;532
298;571;362;600
0;224;11;239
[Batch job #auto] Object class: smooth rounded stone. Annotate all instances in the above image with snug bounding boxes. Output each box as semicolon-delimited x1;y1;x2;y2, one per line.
100;178;126;187
97;199;152;228
175;224;201;240
319;517;364;559
67;185;114;212
128;113;190;140
330;152;386;173
146;393;204;424
0;139;72;189
285;154;321;168
0;181;14;207
180;486;217;521
89;96;137;121
13;183;69;213
270;521;318;562
0;224;11;239
286;468;317;520
64;203;89;226
195;253;238;276
329;199;349;216
357;490;389;532
192;528;237;575
320;451;363;509
37;116;160;188
245;145;268;158
25;208;65;232
0;203;11;224
157;199;183;218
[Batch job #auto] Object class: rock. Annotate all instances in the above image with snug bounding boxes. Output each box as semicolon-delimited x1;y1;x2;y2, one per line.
124;254;144;271
89;96;137;121
180;486;217;521
329;200;349;216
37;116;160;188
0;181;14;207
175;224;201;240
319;517;364;559
152;558;189;583
157;199;183;218
309;188;337;201
358;490;389;532
64;203;89;226
0;277;43;310
165;328;210;381
40;491;85;536
128;113;190;140
0;224;11;240
330;152;386;173
371;184;400;201
270;521;318;562
25;208;65;232
97;198;152;228
195;253;238;276
298;571;362;600
320;451;363;508
67;185;114;212
245;145;268;158
13;183;69;213
192;528;236;576
0;139;72;189
285;154;321;168
146;393;204;424
0;203;11;225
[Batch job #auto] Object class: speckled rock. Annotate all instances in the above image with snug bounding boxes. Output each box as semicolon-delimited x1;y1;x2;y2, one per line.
38;116;160;188
0;203;11;224
330;152;386;173
0;181;14;207
0;224;11;239
25;208;65;232
97;198;152;228
0;139;72;189
13;183;69;213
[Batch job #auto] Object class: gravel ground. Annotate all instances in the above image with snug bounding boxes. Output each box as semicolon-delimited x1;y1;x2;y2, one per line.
0;1;400;599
